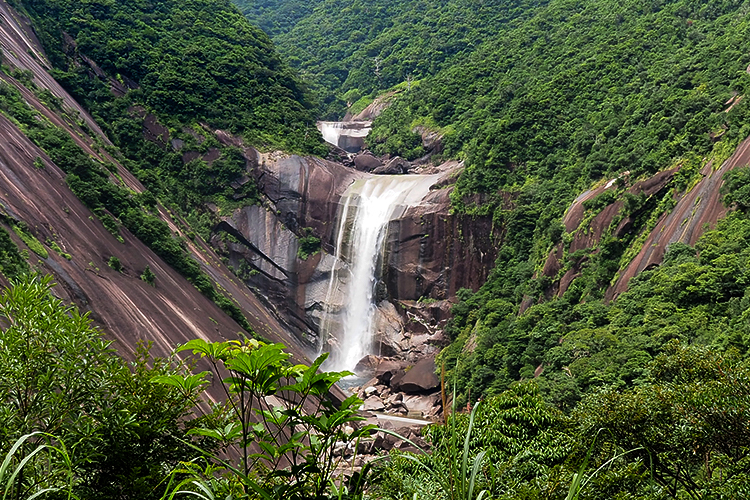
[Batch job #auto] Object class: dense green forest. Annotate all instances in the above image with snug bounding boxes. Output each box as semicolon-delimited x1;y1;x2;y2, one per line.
237;0;547;118
231;0;750;496
19;0;326;216
251;0;750;409
232;0;318;36
357;0;750;405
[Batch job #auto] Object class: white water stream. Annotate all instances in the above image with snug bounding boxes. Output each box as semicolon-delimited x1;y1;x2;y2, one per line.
321;174;440;372
317;121;372;151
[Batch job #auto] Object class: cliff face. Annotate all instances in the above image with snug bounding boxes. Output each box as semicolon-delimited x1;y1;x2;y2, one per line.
538;135;750;303
0;0;311;363
214;151;501;352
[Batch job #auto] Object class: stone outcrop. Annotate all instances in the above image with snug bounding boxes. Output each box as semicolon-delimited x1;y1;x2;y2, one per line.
353;153;382;172
608;137;750;299
212;149;500;353
535;134;750;302
350;92;397;121
372;156;410;175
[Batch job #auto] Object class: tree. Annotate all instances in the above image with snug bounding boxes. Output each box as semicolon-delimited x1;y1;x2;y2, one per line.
0;274;204;500
155;338;376;499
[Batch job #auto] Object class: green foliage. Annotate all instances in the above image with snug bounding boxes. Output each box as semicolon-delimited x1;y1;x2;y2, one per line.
257;0;541;118
722;165;750;211
440;167;750;414
0;226;29;279
108;255;122;272
393;401;491;500
297;227;321;260
374;383;572;500
0;275;204;500
25;0;324;155
156;338;376;499
12;224;47;259
0;432;77;500
140;265;156;285
573;342;750;498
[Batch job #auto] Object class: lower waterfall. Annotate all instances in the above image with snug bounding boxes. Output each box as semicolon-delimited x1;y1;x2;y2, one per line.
321;174;440;372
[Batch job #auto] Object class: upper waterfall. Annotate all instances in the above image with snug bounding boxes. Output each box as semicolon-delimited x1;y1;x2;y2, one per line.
321;174;440;372
317;121;372;153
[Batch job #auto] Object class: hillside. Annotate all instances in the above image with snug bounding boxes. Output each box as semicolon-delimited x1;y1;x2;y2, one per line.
234;1;750;494
241;0;750;404
355;0;750;400
241;0;546;118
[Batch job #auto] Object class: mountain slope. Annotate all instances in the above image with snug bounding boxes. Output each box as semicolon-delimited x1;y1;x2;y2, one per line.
0;0;313;364
247;0;546;118
240;0;750;407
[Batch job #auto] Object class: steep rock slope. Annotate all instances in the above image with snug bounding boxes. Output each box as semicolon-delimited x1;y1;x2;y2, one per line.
0;0;311;362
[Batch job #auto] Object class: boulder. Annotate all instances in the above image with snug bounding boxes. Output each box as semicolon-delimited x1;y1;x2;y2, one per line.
354;153;382;172
375;359;403;384
393;356;440;394
354;354;381;376
402;393;442;417
372;156;409;175
389;369;406;391
362;396;385;412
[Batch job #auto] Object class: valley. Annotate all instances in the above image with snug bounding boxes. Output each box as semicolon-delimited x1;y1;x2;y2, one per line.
0;0;750;497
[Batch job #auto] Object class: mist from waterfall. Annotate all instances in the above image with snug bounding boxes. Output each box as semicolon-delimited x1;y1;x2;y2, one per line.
321;174;439;372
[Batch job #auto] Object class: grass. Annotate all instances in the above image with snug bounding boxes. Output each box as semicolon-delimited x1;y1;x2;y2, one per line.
12;225;48;259
384;391;490;500
0;432;77;500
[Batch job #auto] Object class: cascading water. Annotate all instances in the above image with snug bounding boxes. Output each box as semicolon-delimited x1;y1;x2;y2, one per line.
317;121;372;153
320;174;440;372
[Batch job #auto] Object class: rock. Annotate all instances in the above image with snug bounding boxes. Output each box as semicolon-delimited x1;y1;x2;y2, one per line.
402;393;442;417
362;396;385;412
353;153;382;172
375;359;403;384
372;156;409;175
354;354;381;376
387;393;403;404
352;92;396;121
364;386;378;397
373;302;407;356
389;369;406;391
393;356;440;394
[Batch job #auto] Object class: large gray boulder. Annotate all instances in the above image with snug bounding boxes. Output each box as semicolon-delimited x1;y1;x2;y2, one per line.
393;356;440;394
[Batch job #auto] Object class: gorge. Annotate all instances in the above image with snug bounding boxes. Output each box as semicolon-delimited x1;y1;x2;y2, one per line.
3;0;750;496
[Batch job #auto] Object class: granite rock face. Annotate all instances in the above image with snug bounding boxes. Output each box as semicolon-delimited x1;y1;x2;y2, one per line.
0;0;315;376
215;151;501;352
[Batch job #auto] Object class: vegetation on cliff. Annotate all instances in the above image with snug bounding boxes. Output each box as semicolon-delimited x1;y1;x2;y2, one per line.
357;0;750;408
23;0;323;153
17;0;327;243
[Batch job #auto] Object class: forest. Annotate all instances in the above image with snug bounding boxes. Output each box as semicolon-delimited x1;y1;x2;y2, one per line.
0;0;750;497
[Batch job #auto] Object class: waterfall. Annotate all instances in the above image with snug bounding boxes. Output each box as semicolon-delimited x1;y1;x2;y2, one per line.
317;121;372;152
321;174;440;372
319;122;345;146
